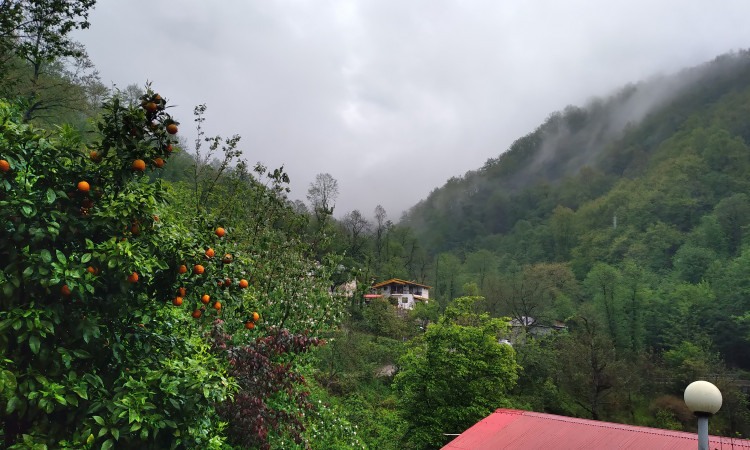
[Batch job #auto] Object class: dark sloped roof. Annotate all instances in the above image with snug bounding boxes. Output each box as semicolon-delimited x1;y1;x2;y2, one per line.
371;278;432;289
443;409;750;450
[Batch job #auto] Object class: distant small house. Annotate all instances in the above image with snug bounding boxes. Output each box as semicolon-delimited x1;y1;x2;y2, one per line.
506;316;567;344
370;278;432;310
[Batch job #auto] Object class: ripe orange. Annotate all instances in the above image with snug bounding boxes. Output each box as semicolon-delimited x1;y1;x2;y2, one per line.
131;224;140;235
0;159;9;172
245;321;255;330
86;266;98;275
78;181;90;192
178;287;186;297
127;272;139;283
166;124;178;134
132;159;146;171
89;151;101;162
144;102;157;113
224;278;231;287
205;248;215;258
178;264;187;274
201;294;210;304
165;144;173;153
239;279;248;288
153;158;164;168
153;215;159;221
192;309;202;318
252;312;259;321
154;94;161;101
213;301;221;310
193;265;205;275
215;227;226;237
222;254;232;264
173;296;183;306
61;285;71;295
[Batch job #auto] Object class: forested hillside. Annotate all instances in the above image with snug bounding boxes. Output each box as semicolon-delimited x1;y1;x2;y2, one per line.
354;48;750;440
404;50;750;252
289;50;750;447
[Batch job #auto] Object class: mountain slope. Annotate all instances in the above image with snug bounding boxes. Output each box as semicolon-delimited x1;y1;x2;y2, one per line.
403;49;750;255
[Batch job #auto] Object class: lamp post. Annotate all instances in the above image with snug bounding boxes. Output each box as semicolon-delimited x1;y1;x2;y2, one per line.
684;380;722;450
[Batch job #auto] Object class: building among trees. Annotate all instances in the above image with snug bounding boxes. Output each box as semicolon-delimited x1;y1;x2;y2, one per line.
370;278;431;310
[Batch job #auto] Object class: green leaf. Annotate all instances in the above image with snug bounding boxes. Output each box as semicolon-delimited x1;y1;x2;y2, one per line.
72;385;88;400
93;415;105;426
21;205;33;217
101;438;114;450
6;396;20;414
29;335;40;354
22;266;33;277
46;188;56;204
111;428;119;441
56;250;66;264
81;253;92;263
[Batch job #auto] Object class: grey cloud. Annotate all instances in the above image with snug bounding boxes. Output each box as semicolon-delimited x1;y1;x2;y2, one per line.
76;0;750;220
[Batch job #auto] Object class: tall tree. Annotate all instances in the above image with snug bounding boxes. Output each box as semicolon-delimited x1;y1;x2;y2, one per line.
374;204;387;259
0;0;99;123
557;308;624;420
307;172;338;228
394;297;519;449
342;209;370;257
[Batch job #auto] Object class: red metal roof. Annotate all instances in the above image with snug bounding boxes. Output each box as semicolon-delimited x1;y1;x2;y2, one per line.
442;409;750;450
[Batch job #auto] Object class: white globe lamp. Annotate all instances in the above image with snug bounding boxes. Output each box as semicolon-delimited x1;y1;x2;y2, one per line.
684;380;722;450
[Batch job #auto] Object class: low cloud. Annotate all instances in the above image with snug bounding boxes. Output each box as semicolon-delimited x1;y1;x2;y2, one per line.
76;0;750;219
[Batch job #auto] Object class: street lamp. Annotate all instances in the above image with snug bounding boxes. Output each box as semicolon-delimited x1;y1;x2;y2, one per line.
684;380;722;450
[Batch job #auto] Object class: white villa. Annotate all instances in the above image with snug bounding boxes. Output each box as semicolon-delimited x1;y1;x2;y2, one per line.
369;278;432;310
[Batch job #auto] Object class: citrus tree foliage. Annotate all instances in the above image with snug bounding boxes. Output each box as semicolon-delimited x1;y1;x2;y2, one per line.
157;104;347;448
167;104;347;337
0;92;239;449
393;297;519;449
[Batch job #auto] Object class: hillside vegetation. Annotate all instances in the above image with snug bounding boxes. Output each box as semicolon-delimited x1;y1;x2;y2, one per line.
4;3;750;447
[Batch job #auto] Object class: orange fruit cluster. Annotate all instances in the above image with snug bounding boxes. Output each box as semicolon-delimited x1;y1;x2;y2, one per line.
175;225;260;328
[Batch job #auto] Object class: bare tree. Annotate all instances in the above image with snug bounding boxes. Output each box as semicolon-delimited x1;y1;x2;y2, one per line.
306;173;338;227
342;209;370;256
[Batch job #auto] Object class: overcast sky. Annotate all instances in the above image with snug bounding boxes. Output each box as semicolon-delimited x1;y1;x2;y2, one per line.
75;1;750;220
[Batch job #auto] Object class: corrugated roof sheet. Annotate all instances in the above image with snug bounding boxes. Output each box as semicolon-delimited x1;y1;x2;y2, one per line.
442;409;750;450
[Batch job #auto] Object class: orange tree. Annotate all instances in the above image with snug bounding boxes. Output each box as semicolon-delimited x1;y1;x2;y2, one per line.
161;104;347;448
1;89;348;448
0;90;237;449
